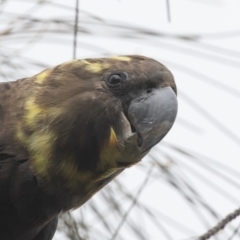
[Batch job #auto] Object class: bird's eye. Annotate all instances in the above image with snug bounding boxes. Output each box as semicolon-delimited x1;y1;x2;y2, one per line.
108;74;122;85
107;73;127;86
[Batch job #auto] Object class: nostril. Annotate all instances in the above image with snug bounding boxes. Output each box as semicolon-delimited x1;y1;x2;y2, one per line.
146;89;152;94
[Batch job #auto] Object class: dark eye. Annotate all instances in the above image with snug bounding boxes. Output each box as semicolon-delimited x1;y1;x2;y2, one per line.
108;74;122;85
107;72;127;86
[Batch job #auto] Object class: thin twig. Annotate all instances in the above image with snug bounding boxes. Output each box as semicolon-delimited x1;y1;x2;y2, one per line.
166;0;171;22
198;207;240;240
73;0;79;59
110;165;154;240
228;220;240;240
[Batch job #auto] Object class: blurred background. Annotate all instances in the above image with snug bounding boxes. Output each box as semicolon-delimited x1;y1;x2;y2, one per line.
1;0;240;239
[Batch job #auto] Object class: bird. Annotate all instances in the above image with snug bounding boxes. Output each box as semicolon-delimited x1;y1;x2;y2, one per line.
0;55;177;240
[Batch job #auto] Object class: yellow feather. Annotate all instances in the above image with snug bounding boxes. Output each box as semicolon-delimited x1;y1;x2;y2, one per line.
98;127;121;171
24;97;46;126
35;70;51;84
109;127;118;146
28;131;54;176
110;56;131;62
81;60;110;73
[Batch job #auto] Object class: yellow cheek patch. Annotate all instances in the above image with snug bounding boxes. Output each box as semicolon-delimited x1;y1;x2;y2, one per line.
24;96;62;128
16;128;55;178
110;56;131;62
17;124;93;189
16;127;29;145
16;91;95;190
24;97;46;126
28;131;54;176
35;69;51;84
16;128;52;177
16;101;49;177
17;96;63;178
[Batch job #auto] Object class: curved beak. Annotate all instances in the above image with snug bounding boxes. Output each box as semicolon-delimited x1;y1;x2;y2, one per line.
128;86;178;153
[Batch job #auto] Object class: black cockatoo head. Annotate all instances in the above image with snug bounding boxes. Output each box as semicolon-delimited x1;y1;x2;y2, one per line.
3;55;177;200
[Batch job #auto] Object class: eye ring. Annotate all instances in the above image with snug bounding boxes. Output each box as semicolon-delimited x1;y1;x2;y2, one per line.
107;72;128;86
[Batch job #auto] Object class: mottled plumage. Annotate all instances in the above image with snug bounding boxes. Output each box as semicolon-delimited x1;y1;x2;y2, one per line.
0;55;177;240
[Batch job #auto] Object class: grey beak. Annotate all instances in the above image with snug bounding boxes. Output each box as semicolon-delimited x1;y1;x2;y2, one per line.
128;86;178;153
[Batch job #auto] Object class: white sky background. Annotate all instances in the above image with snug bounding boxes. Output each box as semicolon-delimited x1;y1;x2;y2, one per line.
1;0;240;239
